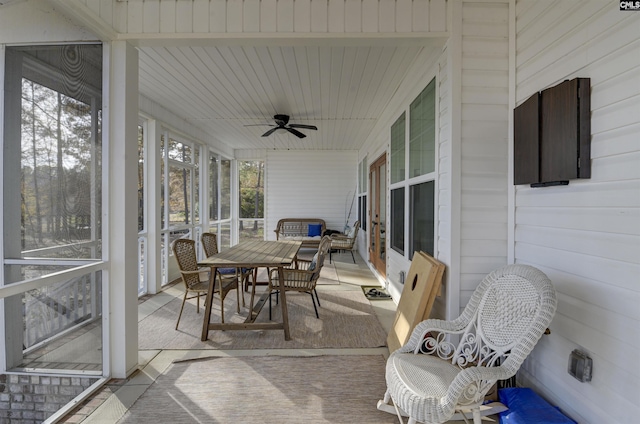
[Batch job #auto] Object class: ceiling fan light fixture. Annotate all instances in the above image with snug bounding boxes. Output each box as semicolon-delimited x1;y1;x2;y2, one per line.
249;114;317;139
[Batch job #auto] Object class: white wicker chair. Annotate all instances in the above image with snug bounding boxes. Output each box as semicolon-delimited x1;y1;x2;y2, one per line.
378;264;557;424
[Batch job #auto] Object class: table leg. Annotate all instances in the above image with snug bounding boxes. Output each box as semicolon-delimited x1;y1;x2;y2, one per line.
201;266;217;341
277;265;291;340
249;268;257;319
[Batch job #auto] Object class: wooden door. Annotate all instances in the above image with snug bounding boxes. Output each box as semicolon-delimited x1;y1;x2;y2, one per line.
369;154;386;277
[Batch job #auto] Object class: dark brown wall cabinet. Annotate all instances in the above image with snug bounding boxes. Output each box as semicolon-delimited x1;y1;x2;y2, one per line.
514;78;591;187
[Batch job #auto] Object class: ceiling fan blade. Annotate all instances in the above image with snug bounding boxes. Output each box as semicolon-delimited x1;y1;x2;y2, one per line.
244;123;274;127
288;124;317;130
286;127;306;138
261;127;279;137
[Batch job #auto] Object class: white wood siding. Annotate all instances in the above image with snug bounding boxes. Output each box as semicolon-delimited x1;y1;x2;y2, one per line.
357;45;444;298
514;1;640;423
0;1;97;43
431;44;450;320
458;1;510;313
265;150;357;240
83;0;449;34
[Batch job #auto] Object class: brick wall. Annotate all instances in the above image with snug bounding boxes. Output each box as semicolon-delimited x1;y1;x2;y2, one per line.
0;374;98;423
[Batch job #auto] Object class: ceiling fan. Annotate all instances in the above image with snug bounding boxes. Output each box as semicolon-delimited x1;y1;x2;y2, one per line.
247;114;317;138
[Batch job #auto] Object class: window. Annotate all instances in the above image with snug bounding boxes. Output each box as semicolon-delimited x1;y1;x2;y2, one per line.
220;159;231;221
410;181;434;257
4;44;105;375
390;113;406;184
167;137;198;227
208;153;232;249
358;157;367;193
138;125;144;232
239;161;264;242
209;154;219;221
391;188;404;254
389;77;437;259
161;133;201;284
410;79;436;178
359;195;367;232
358;158;367;231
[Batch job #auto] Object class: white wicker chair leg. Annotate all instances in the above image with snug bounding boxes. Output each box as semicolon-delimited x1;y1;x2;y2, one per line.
472;407;482;424
392;398;407;424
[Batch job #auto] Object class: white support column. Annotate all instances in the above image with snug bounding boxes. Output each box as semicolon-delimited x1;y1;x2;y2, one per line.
146;119;162;294
446;0;462;322
106;41;139;378
231;159;239;245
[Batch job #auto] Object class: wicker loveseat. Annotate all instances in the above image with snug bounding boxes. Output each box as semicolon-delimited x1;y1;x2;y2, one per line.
274;218;326;249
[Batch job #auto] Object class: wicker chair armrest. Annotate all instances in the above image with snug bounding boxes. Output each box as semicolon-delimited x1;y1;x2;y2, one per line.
269;267;315;286
330;234;349;240
400;318;468;353
284;268;315;279
293;258;312;270
180;268;210;276
330;238;353;249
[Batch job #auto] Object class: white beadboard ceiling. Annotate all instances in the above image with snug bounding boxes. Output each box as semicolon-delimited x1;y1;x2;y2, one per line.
137;41;441;151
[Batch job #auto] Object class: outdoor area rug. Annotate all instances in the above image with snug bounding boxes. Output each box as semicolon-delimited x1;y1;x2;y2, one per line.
117;355;398;423
138;288;388;350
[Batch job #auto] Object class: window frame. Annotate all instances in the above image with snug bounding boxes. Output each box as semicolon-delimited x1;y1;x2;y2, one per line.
388;76;438;260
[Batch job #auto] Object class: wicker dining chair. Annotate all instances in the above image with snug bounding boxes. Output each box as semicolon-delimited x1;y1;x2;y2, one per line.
329;220;360;263
377;264;557;424
201;232;249;306
267;235;332;319
172;238;240;328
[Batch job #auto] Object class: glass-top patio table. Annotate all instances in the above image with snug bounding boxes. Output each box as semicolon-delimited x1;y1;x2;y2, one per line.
198;240;302;341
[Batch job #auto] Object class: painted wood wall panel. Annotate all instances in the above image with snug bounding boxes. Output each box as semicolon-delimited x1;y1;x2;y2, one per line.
395;0;412;32
431;47;451;320
328;0;345;32
362;0;379;32
457;1;510;316
210;0;227;31
379;0;396;32
0;1;97;43
193;0;211;32
127;1;143;33
294;0;311;32
512;3;640;405
175;0;194;32
143;1;161;33
227;0;243;32
82;0;449;34
243;0;261;32
519;333;640;424
265;150;358;237
260;0;277;31
310;0;328;32
345;0;362;32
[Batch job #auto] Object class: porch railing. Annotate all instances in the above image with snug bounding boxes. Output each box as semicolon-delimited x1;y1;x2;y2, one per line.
23;272;101;350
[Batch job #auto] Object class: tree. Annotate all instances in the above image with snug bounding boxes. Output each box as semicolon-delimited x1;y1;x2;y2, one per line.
238;161;264;231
